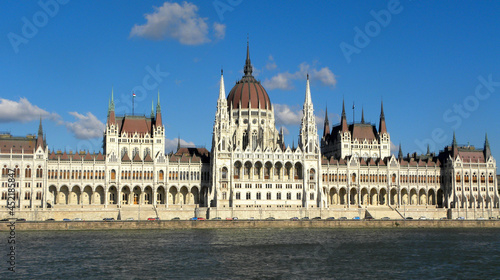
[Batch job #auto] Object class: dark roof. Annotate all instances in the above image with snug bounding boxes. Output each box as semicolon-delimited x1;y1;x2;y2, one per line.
170;147;210;163
0;134;37;154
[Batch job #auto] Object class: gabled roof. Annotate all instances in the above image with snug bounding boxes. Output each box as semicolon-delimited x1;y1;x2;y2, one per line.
144;153;153;162
121;152;131;162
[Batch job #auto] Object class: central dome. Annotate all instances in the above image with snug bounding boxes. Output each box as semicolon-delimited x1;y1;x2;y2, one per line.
227;44;271;110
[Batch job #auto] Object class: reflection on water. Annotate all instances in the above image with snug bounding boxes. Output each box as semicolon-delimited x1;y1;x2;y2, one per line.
4;228;500;279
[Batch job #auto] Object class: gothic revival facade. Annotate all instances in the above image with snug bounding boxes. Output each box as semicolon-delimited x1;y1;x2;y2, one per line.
0;45;498;220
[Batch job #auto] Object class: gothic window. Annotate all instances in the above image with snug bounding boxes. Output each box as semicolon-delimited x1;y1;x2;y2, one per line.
277;192;281;200
121;147;128;158
25;166;31;178
252;130;257;150
266;192;271;200
309;169;315;180
256;192;261;200
144;148;151;158
310;193;314;200
296;192;302;200
243;130;249;150
236;192;241;200
246;192;251;200
221;167;228;180
286;192;291;200
222;192;227;200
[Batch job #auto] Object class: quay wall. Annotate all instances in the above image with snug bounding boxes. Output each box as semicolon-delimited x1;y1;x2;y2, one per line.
2;220;500;231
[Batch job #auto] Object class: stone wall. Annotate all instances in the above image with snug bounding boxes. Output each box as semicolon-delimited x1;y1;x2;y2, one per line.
2;220;500;231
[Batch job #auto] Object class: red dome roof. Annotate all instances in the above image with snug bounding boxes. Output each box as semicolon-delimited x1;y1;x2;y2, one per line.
226;43;271;110
227;76;271;110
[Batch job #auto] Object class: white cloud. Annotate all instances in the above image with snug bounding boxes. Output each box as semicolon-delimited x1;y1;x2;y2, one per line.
263;73;293;90
65;112;105;140
390;141;398;155
266;55;277;70
130;2;210;45
213;22;226;39
274;104;302;126
165;137;195;153
0;97;59;123
263;62;337;90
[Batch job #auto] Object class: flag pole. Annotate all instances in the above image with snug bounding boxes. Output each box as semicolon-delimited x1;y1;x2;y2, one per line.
132;92;135;116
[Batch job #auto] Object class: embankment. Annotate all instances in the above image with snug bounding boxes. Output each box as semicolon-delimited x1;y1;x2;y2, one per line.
1;219;499;231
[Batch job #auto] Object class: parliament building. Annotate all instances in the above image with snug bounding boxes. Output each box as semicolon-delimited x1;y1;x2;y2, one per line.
1;45;498;220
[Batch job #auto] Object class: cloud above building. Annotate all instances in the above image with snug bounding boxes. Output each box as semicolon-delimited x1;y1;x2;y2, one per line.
64;112;105;140
130;1;225;45
263;62;336;90
165;137;196;154
0;97;59;123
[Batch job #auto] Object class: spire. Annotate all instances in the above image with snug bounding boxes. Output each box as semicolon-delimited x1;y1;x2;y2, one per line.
341;99;348;132
243;38;253;77
38;117;43;136
156;90;161;112
378;100;387;134
452;131;457;147
323;106;330;137
219;69;226;100
398;143;403;160
151;99;155;118
361;107;365;124
110;87;115;111
484;133;491;159
305;74;311;104
155;90;162;127
36;118;44;150
107;88;116;125
177;135;181;151
427;144;430;155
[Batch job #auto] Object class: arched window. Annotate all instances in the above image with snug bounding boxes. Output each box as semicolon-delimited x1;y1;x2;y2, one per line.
242;130;249;150
159;170;164;180
286;192;291;200
296;192;302;200
256;192;261;200
309;169;315;180
25;166;31;178
121;147;128;158
221;167;228;180
143;148;151;158
266;192;271;200
352;173;356;183
310;193;314;200
276;192;281;200
133;148;139;158
246;192;251;200
252;130;258;150
236;192;241;200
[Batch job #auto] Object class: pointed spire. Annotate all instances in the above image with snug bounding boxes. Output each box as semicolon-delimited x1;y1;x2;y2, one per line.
484;133;491;159
341;99;348;132
427;144;430;155
155;90;162;127
177;135;181;151
156;90;161;112
323;106;330;137
219;69;226;100
452;131;457;147
38;117;43;136
378;100;387;134
305;74;311;104
151;99;155;118
398;143;403;160
243;38;253;77
110;87;115;111
108;88;116;125
36;118;44;150
361;107;365;124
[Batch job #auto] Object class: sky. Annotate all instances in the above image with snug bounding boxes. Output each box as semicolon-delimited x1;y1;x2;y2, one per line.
0;1;499;171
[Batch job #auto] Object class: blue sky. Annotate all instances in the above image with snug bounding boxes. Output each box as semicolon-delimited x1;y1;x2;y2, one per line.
1;0;499;170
